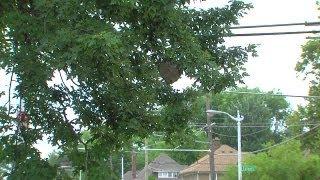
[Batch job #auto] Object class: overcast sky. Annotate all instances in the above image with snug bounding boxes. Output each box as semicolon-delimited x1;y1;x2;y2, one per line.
1;0;319;157
173;0;319;108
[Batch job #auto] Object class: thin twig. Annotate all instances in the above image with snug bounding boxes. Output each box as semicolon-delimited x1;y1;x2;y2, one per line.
70;78;80;87
65;68;81;87
6;71;14;116
58;70;71;93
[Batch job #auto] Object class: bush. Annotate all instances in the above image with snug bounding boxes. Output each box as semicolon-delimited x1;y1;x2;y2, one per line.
223;141;320;180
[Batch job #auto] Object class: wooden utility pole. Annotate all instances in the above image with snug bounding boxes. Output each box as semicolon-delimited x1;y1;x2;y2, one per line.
131;144;137;180
206;94;215;180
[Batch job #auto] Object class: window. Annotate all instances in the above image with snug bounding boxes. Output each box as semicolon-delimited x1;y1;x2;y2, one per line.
158;172;179;178
158;172;168;178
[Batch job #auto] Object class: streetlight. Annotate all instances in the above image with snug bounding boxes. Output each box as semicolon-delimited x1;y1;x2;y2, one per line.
206;110;244;180
78;147;85;180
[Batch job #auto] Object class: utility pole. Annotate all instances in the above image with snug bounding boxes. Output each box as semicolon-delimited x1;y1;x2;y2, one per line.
131;144;137;180
121;155;124;180
237;113;242;180
206;94;215;180
120;146;124;180
144;138;148;180
206;110;244;180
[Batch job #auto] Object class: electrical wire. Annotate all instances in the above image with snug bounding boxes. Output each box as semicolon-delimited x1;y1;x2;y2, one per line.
144;141;165;148
143;148;210;152
191;125;319;128
190;122;320;127
223;91;320;99
306;36;320;39
212;127;269;138
230;21;320;29
245;123;320;154
230;30;320;37
128;124;320;155
195;140;209;144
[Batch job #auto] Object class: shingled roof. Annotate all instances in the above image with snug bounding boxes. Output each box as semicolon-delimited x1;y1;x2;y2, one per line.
147;153;187;172
180;145;246;175
124;154;187;180
124;170;142;180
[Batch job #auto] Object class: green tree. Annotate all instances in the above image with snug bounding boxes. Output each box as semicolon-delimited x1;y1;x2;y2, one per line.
295;5;320;153
0;162;10;179
192;87;290;151
224;141;320;180
0;0;255;178
132;88;290;168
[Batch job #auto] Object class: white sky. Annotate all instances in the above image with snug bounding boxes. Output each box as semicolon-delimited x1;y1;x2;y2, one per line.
0;0;319;157
174;0;319;108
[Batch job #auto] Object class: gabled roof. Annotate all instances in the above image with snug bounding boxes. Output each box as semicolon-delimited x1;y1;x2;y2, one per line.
124;170;140;180
180;145;245;174
58;155;72;169
124;154;187;180
148;153;187;172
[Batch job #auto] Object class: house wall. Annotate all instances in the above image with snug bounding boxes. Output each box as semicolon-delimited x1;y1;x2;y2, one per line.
179;173;208;180
179;172;223;180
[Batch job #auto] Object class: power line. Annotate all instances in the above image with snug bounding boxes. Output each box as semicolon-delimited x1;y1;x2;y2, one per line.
145;141;164;148
192;121;320;126
212;127;269;138
246;123;320;154
191;123;320;128
306;36;320;39
230;30;320;37
212;124;319;128
130;124;320;155
195;140;209;144
230;21;320;29
142;148;210;152
224;91;320;99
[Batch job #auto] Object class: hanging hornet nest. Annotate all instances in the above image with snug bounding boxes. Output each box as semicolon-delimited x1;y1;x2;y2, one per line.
158;61;183;84
17;111;29;129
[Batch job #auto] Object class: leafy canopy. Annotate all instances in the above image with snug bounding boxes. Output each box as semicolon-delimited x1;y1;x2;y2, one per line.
0;0;255;178
214;88;290;151
190;87;290;151
224;141;320;180
295;4;320;153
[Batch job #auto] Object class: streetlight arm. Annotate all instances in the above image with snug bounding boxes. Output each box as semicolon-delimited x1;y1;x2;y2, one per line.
206;110;244;122
206;109;244;180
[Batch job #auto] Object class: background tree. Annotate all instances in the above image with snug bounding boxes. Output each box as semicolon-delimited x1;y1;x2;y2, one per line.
0;0;255;178
295;6;320;153
191;87;290;151
0;162;10;179
131;87;290;171
224;141;320;180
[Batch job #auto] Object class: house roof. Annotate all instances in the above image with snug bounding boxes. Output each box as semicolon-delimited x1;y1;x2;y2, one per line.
57;155;72;169
148;153;187;172
124;154;187;180
180;145;247;175
123;170;140;180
